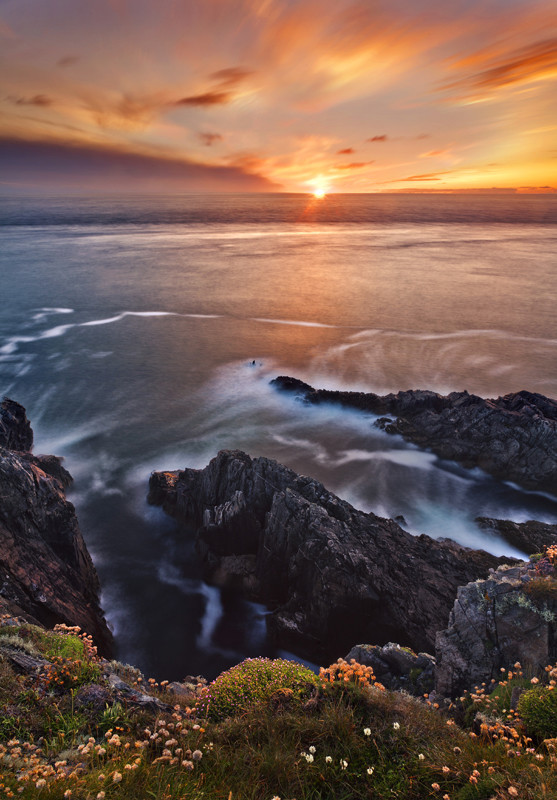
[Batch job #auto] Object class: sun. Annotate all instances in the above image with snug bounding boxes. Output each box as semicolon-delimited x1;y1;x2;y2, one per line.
313;188;326;198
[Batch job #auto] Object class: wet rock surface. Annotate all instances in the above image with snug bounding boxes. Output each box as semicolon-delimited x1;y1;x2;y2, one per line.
149;449;512;664
345;642;436;695
271;376;557;494
475;517;557;556
435;562;557;697
0;399;113;654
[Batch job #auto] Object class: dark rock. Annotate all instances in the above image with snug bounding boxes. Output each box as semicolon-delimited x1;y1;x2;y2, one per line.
271;376;557;494
346;642;436;695
476;518;557;556
74;683;113;713
149;449;512;664
106;674;173;713
0;404;113;655
435;562;557;697
0;398;33;451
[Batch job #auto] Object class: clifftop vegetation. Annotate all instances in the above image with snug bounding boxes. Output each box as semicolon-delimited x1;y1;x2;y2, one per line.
1;616;557;800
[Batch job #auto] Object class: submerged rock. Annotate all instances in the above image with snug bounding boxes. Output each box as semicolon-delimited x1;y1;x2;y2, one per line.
0;399;113;655
271;376;557;494
149;449;511;664
435;562;557;697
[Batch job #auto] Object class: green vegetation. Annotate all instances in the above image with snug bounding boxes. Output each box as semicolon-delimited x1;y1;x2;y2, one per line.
1;617;557;799
518;685;557;739
196;657;318;721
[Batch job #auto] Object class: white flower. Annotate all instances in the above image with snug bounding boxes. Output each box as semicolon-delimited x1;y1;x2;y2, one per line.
309;745;316;754
325;755;332;763
305;753;314;763
340;759;348;770
393;722;400;730
418;753;425;761
367;766;374;775
363;727;371;736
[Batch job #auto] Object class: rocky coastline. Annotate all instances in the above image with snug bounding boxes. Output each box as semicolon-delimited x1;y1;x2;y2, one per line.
0;397;113;655
149;449;516;664
271;376;557;493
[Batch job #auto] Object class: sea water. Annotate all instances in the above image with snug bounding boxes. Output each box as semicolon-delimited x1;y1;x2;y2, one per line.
1;193;556;679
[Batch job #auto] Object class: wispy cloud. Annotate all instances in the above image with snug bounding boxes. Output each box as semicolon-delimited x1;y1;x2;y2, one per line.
7;94;53;107
337;147;354;154
441;37;557;101
199;132;223;146
175;91;233;107
367;135;387;142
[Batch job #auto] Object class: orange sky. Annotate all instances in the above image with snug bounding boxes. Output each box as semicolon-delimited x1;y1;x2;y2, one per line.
1;0;556;193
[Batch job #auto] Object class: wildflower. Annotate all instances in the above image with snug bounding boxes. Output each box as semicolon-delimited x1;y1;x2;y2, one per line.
418;753;425;761
367;766;374;775
531;677;539;684
96;794;106;800
112;772;122;783
309;745;316;754
469;776;478;785
340;759;348;769
182;760;194;770
271;796;281;800
392;722;400;730
192;750;203;761
64;792;72;799
305;754;314;763
35;780;46;789
442;766;450;773
431;783;440;791
363;727;371;736
325;756;332;763
508;789;518;797
443;796;451;800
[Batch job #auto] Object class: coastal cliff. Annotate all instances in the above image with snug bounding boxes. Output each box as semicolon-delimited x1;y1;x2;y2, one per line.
0;398;113;654
149;449;511;663
271;376;557;494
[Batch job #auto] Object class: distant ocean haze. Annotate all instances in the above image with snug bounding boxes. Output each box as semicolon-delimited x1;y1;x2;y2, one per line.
1;193;556;680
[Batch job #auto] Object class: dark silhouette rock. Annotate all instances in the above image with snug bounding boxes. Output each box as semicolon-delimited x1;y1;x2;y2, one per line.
271;377;557;494
0;397;33;451
435;562;557;697
345;642;436;695
476;517;557;556
0;399;113;655
149;449;512;664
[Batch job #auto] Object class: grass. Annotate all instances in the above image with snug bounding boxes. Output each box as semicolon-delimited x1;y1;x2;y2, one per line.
1;619;557;799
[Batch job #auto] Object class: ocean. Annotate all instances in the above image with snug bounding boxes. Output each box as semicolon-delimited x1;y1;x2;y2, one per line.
1;192;556;679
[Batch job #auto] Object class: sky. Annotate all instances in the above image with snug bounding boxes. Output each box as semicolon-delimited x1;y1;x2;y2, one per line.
1;0;556;194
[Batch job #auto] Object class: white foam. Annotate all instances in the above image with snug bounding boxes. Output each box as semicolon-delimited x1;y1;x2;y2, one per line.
253;317;338;329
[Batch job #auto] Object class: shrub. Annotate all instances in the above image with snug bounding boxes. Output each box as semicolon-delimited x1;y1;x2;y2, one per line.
196;657;318;722
39;655;101;691
518;685;557;739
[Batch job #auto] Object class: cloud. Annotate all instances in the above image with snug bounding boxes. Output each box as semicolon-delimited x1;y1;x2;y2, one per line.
420;149;450;158
57;55;79;68
209;67;253;86
367;135;387;142
174;91;233;107
335;161;371;170
199;132;223;146
0;137;280;193
442;37;557;101
396;171;449;181
7;94;53;107
337;147;354;154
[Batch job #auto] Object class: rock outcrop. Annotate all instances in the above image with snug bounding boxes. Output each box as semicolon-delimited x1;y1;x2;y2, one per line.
271;377;557;494
0;398;113;654
435;562;557;697
149;449;512;664
345;642;436;695
476;518;557;556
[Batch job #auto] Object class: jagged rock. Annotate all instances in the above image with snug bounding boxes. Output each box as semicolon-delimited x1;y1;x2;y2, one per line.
74;683;113;713
476;518;557;556
0;397;33;451
435;562;557;697
0;400;113;655
271;376;557;494
346;642;436;695
149;449;512;664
